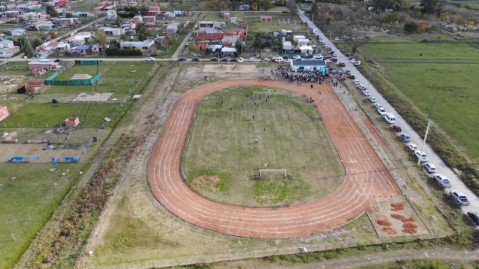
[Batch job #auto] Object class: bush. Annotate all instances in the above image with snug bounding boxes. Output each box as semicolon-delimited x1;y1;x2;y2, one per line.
404;21;418;33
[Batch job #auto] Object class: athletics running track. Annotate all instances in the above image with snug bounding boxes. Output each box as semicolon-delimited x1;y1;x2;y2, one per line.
147;79;400;238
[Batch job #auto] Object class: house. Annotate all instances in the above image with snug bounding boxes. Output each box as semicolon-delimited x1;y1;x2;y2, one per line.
57;17;78;27
194;42;209;51
290;59;326;74
221;46;237;56
293;35;306;42
34;22;55;31
282;40;294;53
208;44;223;53
120;39;154;52
74;31;92;42
0;40;19;58
69;45;90;55
76;12;94;17
100;27;125;37
27;59;59;71
132;15;142;24
26;78;44;93
10;28;26;37
198;21;225;30
197;28;224;41
260;16;272;23
281;29;292;36
143;16;156;26
64;117;80;127
148;5;160;16
297;38;310;46
106;9;117;20
0;106;9;122
166;23;179;37
239;4;250;11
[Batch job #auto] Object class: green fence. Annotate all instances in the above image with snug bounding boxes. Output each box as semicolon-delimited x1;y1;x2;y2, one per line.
44;73;102;86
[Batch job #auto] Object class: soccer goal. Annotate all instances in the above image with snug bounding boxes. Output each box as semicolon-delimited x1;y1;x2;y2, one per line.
259;169;288;180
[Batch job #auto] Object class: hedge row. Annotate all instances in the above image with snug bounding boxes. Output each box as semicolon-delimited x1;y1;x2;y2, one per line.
105;48;142;56
359;61;479;196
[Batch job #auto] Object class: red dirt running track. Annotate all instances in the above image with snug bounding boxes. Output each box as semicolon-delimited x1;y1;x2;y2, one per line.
147;79;399;238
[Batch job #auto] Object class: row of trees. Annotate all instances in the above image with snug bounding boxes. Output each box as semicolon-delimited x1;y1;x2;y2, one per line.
371;0;446;15
204;0;281;10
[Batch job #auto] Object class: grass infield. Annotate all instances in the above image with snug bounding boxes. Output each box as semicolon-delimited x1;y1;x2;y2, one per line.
182;87;344;206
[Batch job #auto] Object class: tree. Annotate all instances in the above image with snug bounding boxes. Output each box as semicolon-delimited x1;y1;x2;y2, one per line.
372;0;402;11
46;6;58;18
420;0;446;15
93;29;108;56
403;21;418;33
136;23;149;41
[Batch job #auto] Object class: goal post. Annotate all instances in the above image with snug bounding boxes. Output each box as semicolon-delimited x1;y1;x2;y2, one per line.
259;169;287;179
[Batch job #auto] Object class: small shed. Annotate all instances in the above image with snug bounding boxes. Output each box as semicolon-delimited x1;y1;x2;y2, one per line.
0;106;9;122
64;117;80;127
260;16;273;23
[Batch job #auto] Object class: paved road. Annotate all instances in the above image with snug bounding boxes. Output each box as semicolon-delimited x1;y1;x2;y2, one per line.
296;9;479;222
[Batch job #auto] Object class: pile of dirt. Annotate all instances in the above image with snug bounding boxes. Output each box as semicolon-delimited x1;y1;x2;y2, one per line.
192;175;223;191
390;202;404;211
391;213;415;223
376;219;391;226
382;226;397;235
402;223;418;234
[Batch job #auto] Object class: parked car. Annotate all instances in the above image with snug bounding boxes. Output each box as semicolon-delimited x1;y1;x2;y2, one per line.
399;134;411;143
338;62;346;67
450;190;470;206
392;125;402;132
362;89;371;96
407;143;418;153
210;57;218;62
237;57;244;63
292;55;302;60
354;60;361;66
191;57;200;62
377;107;386;115
423;163;436;173
177;57;187;61
368;96;377;103
374;103;383;109
220;57;229;62
313;54;323;59
414;150;429;163
434;174;452;188
467;212;479;225
145;57;155;62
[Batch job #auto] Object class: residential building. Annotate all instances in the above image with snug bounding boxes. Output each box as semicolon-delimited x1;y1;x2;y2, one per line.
148;5;160;16
260;16;272;22
100;27;125;37
27;59;59;71
120;39;154;52
166;23;179;37
0;40;19;58
64;117;80;127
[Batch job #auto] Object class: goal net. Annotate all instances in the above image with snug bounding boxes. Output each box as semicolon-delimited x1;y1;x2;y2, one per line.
259;169;288;180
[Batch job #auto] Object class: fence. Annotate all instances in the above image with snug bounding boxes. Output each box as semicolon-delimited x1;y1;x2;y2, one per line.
44;73;102;86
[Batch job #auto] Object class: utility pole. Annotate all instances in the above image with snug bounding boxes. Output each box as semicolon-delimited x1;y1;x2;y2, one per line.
417;97;438;165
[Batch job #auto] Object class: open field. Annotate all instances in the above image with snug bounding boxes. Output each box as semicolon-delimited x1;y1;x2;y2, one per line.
183;86;344;206
55;63;110;80
0;162;84;269
0;103;118;128
361;42;479;161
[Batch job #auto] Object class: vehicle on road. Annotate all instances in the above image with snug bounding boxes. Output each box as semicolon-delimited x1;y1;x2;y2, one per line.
374;103;382;109
192;57;200;62
384;113;396;124
338;62;345;67
450;190;470;206
467;212;479;225
177;57;187;61
145;57;155;62
313;54;323;59
434;174;451;188
399;134;411;143
414;150;429;163
423;163;436;173
368;96;376;103
407;143;418;153
237;57;244;63
377;106;386;115
362;89;371;96
392;125;402;132
210;57;218;62
354;60;361;66
220;57;229;62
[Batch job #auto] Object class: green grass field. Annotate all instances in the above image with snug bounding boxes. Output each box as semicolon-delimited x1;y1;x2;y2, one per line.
46;62;154;95
0;62;31;76
182;87;344;206
361;42;479;161
0;103;118;128
0;163;83;269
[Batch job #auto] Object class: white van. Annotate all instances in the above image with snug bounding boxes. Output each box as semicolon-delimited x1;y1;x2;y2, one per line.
271;56;283;62
384;113;396;124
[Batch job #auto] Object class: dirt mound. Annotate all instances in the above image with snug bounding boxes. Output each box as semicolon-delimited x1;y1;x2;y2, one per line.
376;219;391;226
391;202;404;211
382;226;397;235
192;175;223;191
391;213;415;223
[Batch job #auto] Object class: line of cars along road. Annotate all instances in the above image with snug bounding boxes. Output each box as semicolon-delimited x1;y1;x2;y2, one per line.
356;78;479;226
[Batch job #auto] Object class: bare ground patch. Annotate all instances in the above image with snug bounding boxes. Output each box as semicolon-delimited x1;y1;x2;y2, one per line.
192;175;223;191
203;64;257;73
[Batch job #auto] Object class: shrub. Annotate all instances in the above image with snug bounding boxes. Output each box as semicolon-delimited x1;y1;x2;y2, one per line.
404;21;418;33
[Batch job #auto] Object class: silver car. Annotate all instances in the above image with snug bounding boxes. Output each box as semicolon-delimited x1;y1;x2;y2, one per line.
450;190;470;206
434;174;451;188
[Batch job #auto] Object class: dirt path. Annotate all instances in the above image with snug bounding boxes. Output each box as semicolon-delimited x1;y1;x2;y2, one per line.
216;247;479;269
147;79;400;239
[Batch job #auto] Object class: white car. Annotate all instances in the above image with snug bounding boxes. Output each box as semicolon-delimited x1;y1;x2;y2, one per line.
237;57;244;63
368;96;377;103
414;150;429;163
354;60;361;66
407;143;418;153
351;59;357;63
434;174;451;188
145;57;155;62
374;103;383;109
353;79;360;86
362;89;371;96
313;54;323;59
377;107;386;115
423;163;436;173
292;55;302;60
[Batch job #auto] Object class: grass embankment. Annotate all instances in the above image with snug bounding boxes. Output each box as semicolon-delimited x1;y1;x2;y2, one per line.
359;41;479;196
183;87;344;206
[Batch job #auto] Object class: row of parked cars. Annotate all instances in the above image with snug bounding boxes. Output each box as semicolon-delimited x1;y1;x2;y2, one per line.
353;77;478;226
